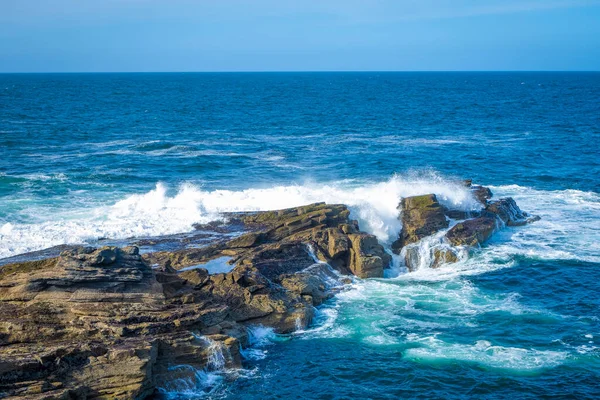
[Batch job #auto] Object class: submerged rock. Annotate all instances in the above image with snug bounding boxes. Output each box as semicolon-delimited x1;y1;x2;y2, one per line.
391;194;449;253
402;240;461;272
432;248;459;268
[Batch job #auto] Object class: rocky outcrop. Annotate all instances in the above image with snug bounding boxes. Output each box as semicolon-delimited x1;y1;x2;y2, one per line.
0;246;244;399
0;193;540;397
394;184;539;271
0;203;391;398
446;217;498;247
472;185;493;205
347;234;391;278
391;194;449;253
145;202;391;279
484;197;540;226
432;248;459;268
445;197;539;247
446;197;539;247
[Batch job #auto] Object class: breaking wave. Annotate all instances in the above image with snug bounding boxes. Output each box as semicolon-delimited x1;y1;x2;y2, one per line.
0;173;478;259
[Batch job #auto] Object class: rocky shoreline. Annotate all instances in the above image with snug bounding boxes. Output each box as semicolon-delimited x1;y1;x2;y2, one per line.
0;182;538;399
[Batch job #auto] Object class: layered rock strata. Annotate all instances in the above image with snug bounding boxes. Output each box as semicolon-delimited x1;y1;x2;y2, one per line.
0;203;391;399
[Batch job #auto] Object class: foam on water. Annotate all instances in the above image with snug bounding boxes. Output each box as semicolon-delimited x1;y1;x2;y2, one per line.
0;173;478;259
157;365;224;400
157;334;264;399
2;173;599;380
240;326;290;361
3;176;598;265
488;185;600;264
404;336;568;372
296;270;575;374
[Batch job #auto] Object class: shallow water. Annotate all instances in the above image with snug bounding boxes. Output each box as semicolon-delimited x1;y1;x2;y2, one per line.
1;72;599;398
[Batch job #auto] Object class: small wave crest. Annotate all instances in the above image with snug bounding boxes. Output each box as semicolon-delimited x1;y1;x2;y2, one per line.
404;336;568;372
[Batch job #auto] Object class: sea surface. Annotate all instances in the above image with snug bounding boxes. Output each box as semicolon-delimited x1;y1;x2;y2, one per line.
1;72;599;399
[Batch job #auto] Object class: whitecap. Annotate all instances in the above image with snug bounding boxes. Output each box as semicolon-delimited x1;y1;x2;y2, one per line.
404;336;567;371
0;173;478;259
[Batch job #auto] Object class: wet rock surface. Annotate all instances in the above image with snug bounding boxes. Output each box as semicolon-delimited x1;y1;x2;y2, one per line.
394;184;539;271
0;189;539;398
0;203;390;399
0;246;242;399
391;194;449;253
446;217;498;247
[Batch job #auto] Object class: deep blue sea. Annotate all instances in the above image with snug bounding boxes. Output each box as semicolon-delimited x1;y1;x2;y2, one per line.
1;72;599;399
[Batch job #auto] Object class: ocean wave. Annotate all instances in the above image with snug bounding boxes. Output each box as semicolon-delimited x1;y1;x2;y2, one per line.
0;173;477;259
1;176;599;266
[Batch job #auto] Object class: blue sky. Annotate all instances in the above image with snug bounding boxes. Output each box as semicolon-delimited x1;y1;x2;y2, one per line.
1;0;599;72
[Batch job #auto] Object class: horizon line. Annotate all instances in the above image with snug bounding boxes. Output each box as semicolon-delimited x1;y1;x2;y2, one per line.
1;70;599;74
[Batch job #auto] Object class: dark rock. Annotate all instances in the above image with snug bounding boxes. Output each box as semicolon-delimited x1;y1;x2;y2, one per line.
445;217;497;246
443;207;481;220
472;185;493;205
485;197;540;226
226;232;265;248
179;268;210;287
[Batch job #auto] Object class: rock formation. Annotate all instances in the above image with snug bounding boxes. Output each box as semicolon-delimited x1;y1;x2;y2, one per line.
0;203;391;399
0;246;245;399
0;188;539;398
391;194;449;253
146;202;391;279
392;184;539;271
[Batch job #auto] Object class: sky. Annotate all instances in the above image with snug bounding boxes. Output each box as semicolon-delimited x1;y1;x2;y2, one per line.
1;0;599;72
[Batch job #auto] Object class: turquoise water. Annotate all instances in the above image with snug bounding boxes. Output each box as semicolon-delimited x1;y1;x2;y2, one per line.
1;72;599;398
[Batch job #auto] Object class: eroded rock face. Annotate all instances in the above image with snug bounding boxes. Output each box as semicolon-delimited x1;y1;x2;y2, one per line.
145;202;391;279
1;203;391;398
347;234;391;278
445;197;540;247
0;246;242;399
392;194;449;253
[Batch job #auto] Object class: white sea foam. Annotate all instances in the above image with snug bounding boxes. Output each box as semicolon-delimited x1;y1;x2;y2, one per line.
404;336;568;371
157;365;224;399
0;173;477;259
488;185;600;264
1;177;599;273
240;325;288;361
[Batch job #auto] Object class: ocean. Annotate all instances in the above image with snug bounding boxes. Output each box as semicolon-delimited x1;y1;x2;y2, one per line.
1;72;599;398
